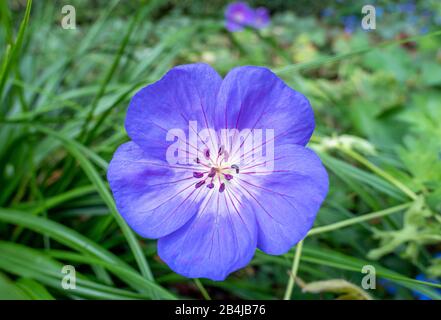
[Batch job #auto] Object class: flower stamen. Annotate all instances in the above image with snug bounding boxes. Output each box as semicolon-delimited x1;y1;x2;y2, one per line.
195;180;205;188
193;172;204;179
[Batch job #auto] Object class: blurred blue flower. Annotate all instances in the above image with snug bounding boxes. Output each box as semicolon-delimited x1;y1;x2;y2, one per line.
342;15;358;34
421;10;432;18
376;6;384;18
420;26;429;34
224;2;271;32
224;2;255;32
398;1;416;14
379;278;398;295
413;274;441;300
252;7;270;29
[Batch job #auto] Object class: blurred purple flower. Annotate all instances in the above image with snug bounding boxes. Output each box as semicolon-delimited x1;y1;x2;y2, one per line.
398;1;416;14
342;15;357;34
376;6;384;18
252;7;270;29
379;278;398;295
108;63;328;280
224;2;271;32
224;2;255;32
420;26;429;34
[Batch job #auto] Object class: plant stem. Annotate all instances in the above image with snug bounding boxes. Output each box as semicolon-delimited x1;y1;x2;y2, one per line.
308;202;412;236
339;148;418;200
283;240;304;300
194;279;211;300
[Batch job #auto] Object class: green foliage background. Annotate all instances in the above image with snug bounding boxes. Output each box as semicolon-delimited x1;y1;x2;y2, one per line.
1;0;441;300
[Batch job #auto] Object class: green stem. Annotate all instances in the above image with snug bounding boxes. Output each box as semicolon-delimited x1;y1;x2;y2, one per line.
194;279;211;300
308;202;412;236
274;29;441;75
283;240;304;300
339;148;418;200
253;29;291;63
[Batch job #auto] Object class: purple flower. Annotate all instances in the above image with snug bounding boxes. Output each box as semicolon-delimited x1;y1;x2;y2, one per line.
225;2;271;32
342;15;358;34
252;7;270;29
398;1;416;14
224;2;255;32
376;7;384;18
107;63;328;281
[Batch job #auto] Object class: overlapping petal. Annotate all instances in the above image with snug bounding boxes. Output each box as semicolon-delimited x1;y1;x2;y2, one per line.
215;66;315;146
158;190;257;280
235;144;328;254
125;63;222;160
107;142;206;239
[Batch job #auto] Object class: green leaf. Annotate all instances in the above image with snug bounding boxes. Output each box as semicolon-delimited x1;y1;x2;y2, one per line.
0;208;173;299
32;125;153;282
0;272;30;300
0;242;150;300
0;0;32;101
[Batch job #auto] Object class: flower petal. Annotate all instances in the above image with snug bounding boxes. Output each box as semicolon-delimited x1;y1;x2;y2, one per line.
224;2;254;31
252;8;271;29
225;20;244;32
125;63;222;160
234;144;328;255
158;190;257;281
107;141;206;238
215;66;314;146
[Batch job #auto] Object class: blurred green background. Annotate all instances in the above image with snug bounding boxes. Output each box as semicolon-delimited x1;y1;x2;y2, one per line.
1;0;441;300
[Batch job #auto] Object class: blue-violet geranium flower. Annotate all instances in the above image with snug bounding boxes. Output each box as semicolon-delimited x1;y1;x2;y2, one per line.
252;7;270;29
224;2;256;32
108;63;329;280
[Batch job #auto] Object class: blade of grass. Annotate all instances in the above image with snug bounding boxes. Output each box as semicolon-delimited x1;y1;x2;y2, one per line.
308;202;413;236
338;148;418;200
1;255;146;299
0;208;170;298
47;250;176;299
32;124;154;283
79;12;141;143
15;278;55;300
0;0;32;102
274;29;441;75
194;279;211;300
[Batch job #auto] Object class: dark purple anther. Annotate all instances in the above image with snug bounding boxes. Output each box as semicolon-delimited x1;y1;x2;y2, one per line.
219;183;225;193
193;172;204;179
204;148;210;159
208;167;216;178
207;183;214;189
195;180;205;188
195;157;200;164
218;145;224;156
224;174;233;181
231;164;239;174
